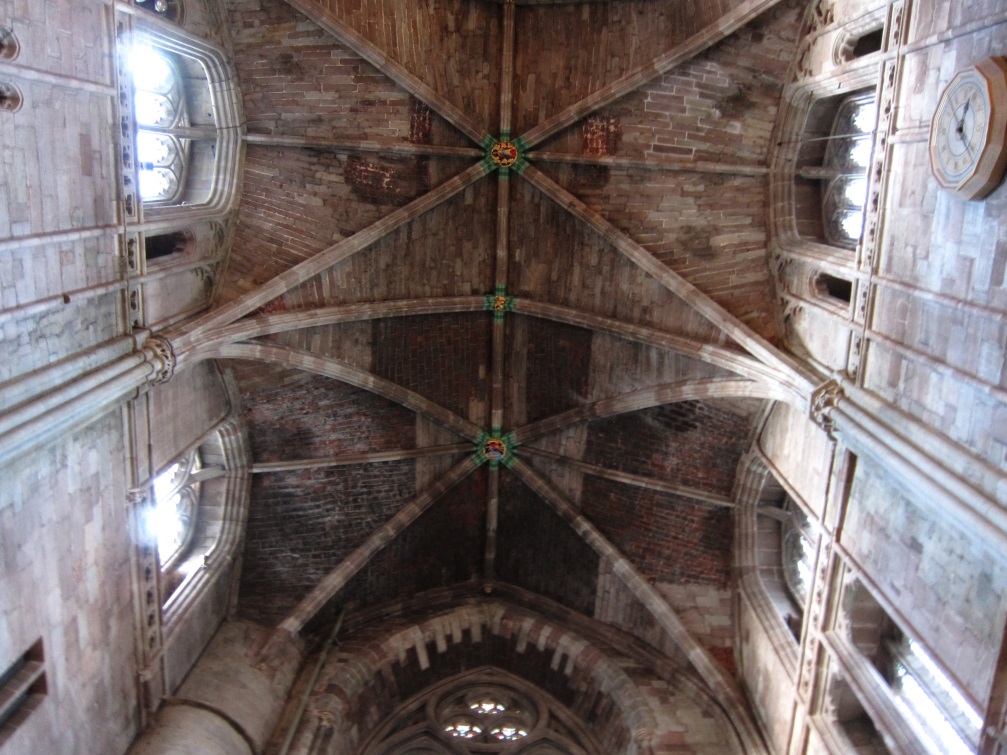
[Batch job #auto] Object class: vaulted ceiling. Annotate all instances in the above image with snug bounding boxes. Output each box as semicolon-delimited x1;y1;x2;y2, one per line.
195;0;809;690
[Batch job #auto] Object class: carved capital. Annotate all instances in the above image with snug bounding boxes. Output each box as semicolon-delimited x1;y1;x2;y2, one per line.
810;379;843;437
142;335;175;384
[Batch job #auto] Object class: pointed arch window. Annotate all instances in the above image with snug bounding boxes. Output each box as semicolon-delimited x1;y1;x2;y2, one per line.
782;497;817;608
821;95;876;248
150;449;201;571
890;637;982;754
363;669;601;754
125;33;229;214
795;91;877;250
132;45;189;204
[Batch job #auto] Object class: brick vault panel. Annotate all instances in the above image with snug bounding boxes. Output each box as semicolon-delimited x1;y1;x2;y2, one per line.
583;476;732;588
305;466;487;634
583;400;753;495
496;470;599;617
238;459;418;626
242;372;418;463
372;313;492;426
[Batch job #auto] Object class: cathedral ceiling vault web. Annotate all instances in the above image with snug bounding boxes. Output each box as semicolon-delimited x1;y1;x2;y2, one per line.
169;0;816;743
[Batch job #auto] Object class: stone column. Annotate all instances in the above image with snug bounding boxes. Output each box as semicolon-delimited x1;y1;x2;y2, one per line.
0;330;175;466
129;621;303;755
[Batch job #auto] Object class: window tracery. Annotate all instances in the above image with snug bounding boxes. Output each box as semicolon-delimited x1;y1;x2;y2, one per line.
793;90;878;251
781;497;817;609
132;45;189;204
821;94;876;248
150;449;201;571
123;31;228;215
363;669;599;755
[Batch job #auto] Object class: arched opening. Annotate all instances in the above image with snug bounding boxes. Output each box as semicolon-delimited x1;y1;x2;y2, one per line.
129;42;218;209
838;577;982;754
144;229;193;262
781;497;818;616
794;91;877;250
812;272;854;306
149;449;202;601
361;668;601;755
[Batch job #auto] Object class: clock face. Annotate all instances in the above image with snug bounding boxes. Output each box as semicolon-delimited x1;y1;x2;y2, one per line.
934;78;987;179
929;57;1007;200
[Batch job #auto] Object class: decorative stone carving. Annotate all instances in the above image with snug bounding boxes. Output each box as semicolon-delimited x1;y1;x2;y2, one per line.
116;19;140;224
482;135;528;174
143;335;176;384
128;286;144;330
855;281;870;322
812;0;834;29
0;81;23;112
474;430;517;469
0;27;20;61
490;140;519;168
846;334;863;381
128;486;163;707
194;263;217;295
888;2;904;50
798;540;831;700
810;379;843;437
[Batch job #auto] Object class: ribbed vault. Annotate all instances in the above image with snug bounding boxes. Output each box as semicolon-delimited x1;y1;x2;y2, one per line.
166;0;815;749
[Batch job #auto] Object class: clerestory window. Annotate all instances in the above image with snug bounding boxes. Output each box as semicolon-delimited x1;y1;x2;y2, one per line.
363;669;600;754
890;637;982;754
132;45;189;204
128;37;221;212
439;686;533;745
782;497;817;608
820;94;876;248
795;92;877;250
150;450;201;572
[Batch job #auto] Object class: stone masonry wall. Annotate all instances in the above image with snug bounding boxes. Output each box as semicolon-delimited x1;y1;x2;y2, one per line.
0;413;136;755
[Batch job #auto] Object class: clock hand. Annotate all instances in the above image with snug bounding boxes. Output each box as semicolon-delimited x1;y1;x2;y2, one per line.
956;100;971;137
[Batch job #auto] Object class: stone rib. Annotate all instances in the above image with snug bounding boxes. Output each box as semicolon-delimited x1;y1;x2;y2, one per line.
513;377;787;444
180;297;793;394
199;342;483;442
284;0;492;145
181;297;486;365
245;133;483;159
172;162;488;351
273;456;479;638
529;150;769;176
520;164;814;391
520;446;735;508
510;458;770;755
514;299;796;392
519;0;784;148
250;444;471;473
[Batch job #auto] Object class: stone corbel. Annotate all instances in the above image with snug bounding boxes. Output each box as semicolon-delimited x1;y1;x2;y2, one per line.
141;335;176;384
809;379;843;438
